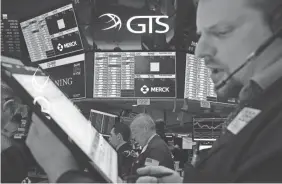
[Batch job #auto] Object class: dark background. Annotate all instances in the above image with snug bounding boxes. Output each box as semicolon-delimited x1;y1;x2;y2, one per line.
44;60;86;99
1;0;198;99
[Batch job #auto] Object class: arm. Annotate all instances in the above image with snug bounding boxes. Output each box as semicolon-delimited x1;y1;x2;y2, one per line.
1;146;28;183
57;170;96;183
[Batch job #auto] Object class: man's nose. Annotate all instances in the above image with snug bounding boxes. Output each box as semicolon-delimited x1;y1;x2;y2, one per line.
195;35;216;60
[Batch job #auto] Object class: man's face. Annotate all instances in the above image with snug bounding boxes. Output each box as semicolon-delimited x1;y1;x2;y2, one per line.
109;128;119;149
195;0;273;98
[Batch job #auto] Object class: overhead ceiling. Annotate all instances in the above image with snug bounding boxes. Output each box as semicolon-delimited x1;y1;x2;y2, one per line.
74;98;236;117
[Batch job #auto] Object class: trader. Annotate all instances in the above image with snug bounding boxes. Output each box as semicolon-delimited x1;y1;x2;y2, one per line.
109;122;136;179
1;82;29;183
136;0;282;182
25;0;282;182
129;114;174;179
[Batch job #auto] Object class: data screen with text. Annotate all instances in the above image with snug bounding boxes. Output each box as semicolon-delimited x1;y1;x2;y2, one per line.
20;4;83;62
184;53;217;101
93;52;176;98
1;14;21;57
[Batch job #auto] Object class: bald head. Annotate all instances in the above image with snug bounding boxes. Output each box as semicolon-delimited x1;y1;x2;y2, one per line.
131;113;156;132
130;113;156;147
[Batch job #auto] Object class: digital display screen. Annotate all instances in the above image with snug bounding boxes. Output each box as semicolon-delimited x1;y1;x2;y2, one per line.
184;53;217;101
39;54;86;99
1;14;21;57
193;118;226;141
12;73;117;183
93;52;176;98
89;109;117;135
20;4;83;62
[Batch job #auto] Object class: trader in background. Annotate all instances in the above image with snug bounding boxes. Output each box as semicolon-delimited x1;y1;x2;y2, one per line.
1;82;29;183
129;114;174;180
109;122;136;180
155;119;167;143
136;0;282;182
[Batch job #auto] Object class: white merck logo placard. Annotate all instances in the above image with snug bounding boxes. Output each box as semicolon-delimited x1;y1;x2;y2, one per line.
141;85;170;94
99;13;169;34
57;41;78;51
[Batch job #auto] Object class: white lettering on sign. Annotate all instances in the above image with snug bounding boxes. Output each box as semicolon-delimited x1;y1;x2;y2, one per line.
127;16;169;34
55;77;73;87
151;87;170;93
99;13;169;34
64;41;77;48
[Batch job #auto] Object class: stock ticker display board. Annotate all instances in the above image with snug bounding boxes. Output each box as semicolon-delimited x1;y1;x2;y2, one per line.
20;4;83;63
93;52;176;98
1;14;21;57
184;53;217;101
39;53;86;99
193;118;226;141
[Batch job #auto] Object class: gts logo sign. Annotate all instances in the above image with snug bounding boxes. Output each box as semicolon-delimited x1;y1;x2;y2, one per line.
100;13;169;34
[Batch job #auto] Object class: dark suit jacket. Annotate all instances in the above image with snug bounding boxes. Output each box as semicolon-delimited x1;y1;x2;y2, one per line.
116;142;135;179
185;76;282;183
131;135;174;176
1;144;29;183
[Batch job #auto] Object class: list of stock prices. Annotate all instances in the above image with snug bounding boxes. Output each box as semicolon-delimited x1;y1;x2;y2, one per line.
184;53;217;101
1;14;21;57
93;52;176;98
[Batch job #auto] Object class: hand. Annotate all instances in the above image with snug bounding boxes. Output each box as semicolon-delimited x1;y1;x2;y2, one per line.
136;166;183;183
26;114;79;183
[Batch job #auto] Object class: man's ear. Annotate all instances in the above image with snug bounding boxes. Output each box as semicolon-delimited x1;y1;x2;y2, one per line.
117;133;123;141
3;99;15;114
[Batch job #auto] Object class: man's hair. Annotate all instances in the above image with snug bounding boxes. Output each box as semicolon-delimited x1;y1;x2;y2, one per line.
1;81;14;101
246;0;282;31
196;0;282;32
113;122;131;142
132;113;156;132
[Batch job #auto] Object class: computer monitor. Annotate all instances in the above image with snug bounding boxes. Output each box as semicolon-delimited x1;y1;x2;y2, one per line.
93;52;176;98
184;53;217;101
39;53;86;99
89;109;118;135
192;118;226;141
1;13;21;58
20;4;84;63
